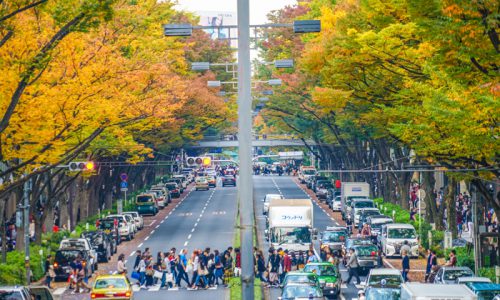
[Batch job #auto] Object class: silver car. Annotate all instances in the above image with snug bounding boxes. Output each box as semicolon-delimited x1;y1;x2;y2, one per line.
262;193;283;215
433;266;474;284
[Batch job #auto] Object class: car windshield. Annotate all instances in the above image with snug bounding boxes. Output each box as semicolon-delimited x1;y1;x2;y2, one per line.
99;220;115;230
303;264;338;276
303;170;316;175
322;231;347;243
271;227;311;244
354;201;374;208
319;182;333;189
476;290;500;300
285;274;318;285
371;220;393;229
366;288;401;300
0;291;24;300
165;183;176;190
60;240;86;249
282;285;322;299
444;269;473;281
55;250;82;264
348;239;372;247
368;275;402;287
136;195;153;203
355;245;378;257
94;278;128;289
388;228;416;239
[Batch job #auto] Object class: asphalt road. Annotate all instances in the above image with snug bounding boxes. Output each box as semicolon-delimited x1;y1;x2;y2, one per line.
130;180;238;300
253;175;364;300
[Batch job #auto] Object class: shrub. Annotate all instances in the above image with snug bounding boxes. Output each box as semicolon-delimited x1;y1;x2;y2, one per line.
478;267;496;282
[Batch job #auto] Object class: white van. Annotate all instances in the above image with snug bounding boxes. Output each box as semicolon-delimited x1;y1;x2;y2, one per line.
401;283;477;300
379;223;419;257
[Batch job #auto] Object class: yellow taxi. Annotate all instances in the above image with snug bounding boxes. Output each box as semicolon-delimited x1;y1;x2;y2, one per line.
206;176;217;188
195;177;209;191
91;274;133;300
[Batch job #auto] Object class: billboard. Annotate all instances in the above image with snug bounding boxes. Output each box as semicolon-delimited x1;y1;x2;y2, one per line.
197;11;237;43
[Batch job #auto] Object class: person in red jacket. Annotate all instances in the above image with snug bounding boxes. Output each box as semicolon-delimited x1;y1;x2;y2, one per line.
234;248;241;277
281;250;292;284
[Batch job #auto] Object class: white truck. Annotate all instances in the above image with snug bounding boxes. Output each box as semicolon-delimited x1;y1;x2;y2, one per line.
340;182;370;220
266;199;315;252
400;283;477;300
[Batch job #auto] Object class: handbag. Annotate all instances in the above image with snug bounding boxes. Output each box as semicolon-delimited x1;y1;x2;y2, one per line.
166;273;174;282
153;270;163;279
131;271;141;280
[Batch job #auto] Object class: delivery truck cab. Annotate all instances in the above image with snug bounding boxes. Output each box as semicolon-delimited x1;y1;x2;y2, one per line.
341;182;370;220
266;199;315;252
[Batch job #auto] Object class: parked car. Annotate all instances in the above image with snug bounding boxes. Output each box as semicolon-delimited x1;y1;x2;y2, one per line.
104;215;134;241
350;199;376;225
352;244;379;273
316;181;334;200
327;194;342;211
279;283;325;300
0;286;33;300
195;177;209;191
135;193;158;216
29;286;54;300
366;215;393;236
364;286;401;300
98;218;120;246
91;274;133;300
150;185;171;204
165;182;181;198
166;178;184;193
172;175;188;189
313;178;330;193
53;248;92;281
81;231;113;263
303;262;341;299
123;211;144;230
221;175;236;187
356;208;382;228
433;266;474;284
59;238;98;272
147;189;166;209
457;277;492;284
262;193;284;215
379;223;419;257
299;166;317;183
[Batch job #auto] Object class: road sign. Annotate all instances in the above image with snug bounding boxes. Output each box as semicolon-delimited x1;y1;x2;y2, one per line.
120;188;128;192
120;181;128;189
120;173;128;181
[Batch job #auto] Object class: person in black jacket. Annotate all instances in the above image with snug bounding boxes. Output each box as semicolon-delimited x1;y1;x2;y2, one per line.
256;250;267;283
268;249;280;287
402;249;410;282
133;250;142;271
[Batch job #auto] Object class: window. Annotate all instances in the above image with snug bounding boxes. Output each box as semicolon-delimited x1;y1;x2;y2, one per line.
0;291;24;300
322;231;347;243
282;285;322;298
443;269;473;281
271;227;311;244
136;195;153;203
355;246;378;257
94;278;128;289
388;228;416;239
354;201;375;208
367;275;402;287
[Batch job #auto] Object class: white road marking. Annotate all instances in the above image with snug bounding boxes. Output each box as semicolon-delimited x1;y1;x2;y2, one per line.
145;236;149;241
148;285;161;292
130;251;135;257
191;228;195;233
132;285;141;292
138;243;143;248
151;230;155;234
155;224;160;229
197;218;200;222
194;222;198;227
160;220;164;224
53;288;65;296
188;234;192;239
184;241;188;246
148;220;156;226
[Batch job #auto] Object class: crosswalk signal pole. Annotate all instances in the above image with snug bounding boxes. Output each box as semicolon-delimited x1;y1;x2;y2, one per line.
237;0;255;299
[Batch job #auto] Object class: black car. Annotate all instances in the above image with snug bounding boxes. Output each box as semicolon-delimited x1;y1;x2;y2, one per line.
53;248;91;281
222;175;236;187
82;231;114;263
98;218;120;246
165;182;181;198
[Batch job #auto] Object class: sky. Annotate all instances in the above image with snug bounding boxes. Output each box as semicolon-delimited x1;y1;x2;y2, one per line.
174;0;297;25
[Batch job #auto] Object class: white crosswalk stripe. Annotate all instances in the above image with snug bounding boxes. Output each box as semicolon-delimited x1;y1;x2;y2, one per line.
132;285;220;292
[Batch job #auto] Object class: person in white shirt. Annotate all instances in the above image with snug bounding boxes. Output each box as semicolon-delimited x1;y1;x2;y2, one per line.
117;254;126;275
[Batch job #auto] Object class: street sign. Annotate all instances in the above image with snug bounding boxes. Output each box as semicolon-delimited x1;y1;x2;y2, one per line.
120;181;128;189
120;173;128;181
120;187;128;192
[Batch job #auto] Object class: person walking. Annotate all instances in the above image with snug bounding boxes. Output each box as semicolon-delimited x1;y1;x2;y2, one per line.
268;249;280;287
45;255;55;289
138;255;147;287
192;258;209;289
117;254;127;275
307;250;317;263
234;248;241;277
214;250;224;286
207;253;216;287
168;249;178;286
160;251;172;289
444;249;457;267
133;250;142;273
424;249;437;283
176;249;191;288
281;250;291;283
190;250;200;288
402;250;410;282
256;251;267;283
345;248;360;285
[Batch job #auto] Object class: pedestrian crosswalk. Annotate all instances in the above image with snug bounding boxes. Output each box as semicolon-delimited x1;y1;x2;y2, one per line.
132;284;220;292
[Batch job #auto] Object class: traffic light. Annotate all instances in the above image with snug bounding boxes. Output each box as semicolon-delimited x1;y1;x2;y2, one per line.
202;157;211;166
68;161;95;172
186;157;212;167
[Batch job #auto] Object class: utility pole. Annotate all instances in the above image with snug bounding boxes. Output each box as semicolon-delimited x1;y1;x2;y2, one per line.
472;184;480;275
237;0;254;298
23;179;31;284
